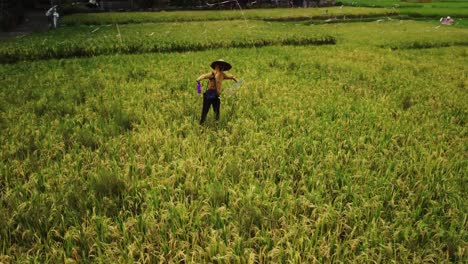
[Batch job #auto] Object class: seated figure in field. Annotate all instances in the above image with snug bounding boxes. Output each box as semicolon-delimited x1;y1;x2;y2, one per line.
440;16;454;25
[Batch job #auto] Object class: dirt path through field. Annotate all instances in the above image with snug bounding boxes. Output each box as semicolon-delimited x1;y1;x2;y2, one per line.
0;11;49;42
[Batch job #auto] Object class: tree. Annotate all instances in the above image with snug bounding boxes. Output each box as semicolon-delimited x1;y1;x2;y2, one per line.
136;0;157;8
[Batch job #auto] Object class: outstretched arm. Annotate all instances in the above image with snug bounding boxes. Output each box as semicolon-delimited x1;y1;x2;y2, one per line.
224;73;239;82
196;73;212;83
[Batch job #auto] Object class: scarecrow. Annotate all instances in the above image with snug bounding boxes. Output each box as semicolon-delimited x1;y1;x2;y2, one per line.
45;5;59;29
196;59;239;125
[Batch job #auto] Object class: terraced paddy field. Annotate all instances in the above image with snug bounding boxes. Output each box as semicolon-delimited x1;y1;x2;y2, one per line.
0;6;467;263
343;0;468;21
61;7;398;25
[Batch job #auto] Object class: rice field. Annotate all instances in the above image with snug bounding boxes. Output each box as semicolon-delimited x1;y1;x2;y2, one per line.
0;21;336;63
0;6;467;263
343;0;468;18
2;19;467;63
61;7;398;25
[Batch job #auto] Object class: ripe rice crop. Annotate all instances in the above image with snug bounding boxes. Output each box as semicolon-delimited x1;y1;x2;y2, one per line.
1;44;466;262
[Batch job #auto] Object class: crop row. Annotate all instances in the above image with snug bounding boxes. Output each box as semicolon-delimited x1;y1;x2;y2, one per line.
343;0;468;8
399;7;468;18
1;20;466;63
0;21;337;63
0;37;335;63
61;7;398;25
342;0;468;18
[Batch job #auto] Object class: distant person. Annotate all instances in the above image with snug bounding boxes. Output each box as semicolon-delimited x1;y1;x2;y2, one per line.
440;16;454;25
87;0;99;8
196;59;239;125
45;5;59;29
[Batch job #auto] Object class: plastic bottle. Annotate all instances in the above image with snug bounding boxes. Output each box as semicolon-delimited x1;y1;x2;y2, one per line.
197;82;201;94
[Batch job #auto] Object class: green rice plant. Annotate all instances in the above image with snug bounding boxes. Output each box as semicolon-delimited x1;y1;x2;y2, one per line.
62;7;398;25
402;7;468;18
0;20;335;63
2;20;467;63
342;0;468;18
